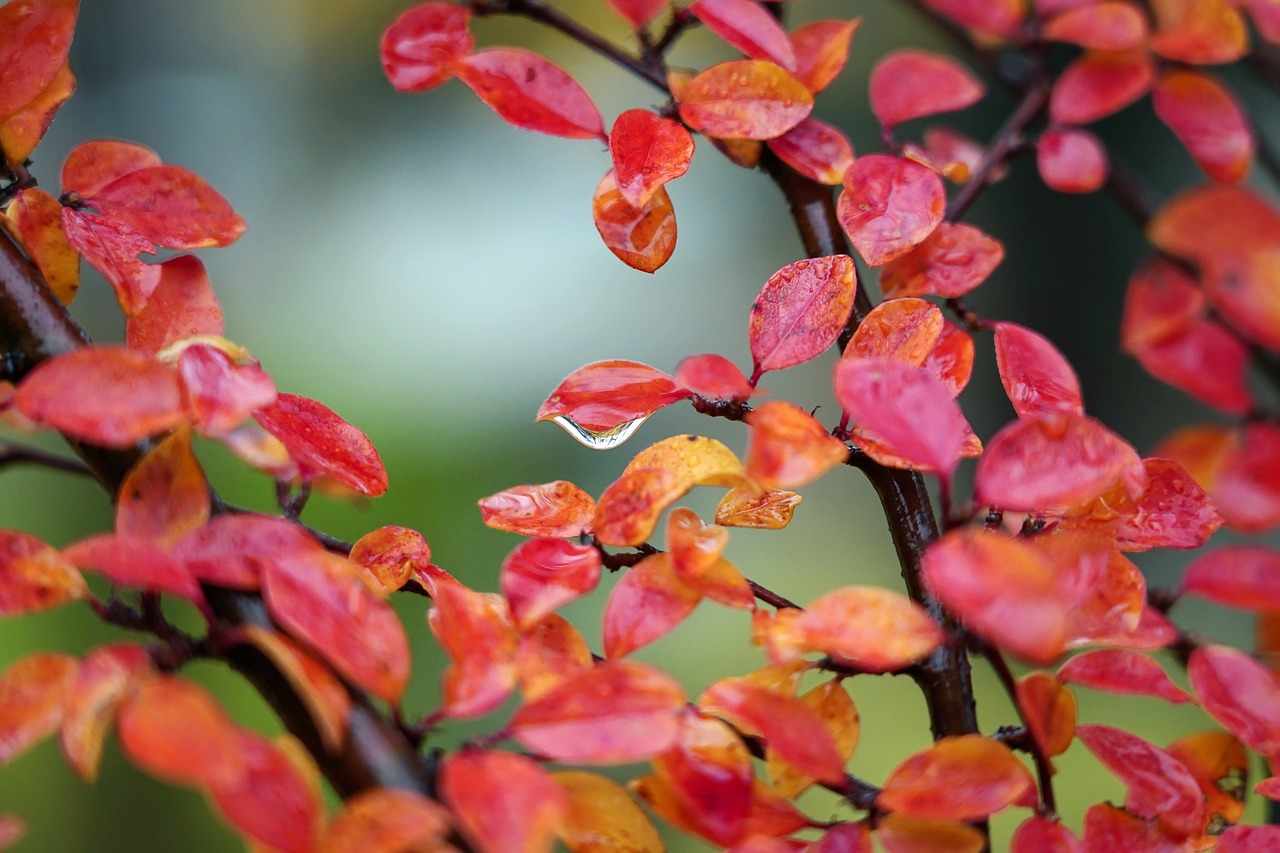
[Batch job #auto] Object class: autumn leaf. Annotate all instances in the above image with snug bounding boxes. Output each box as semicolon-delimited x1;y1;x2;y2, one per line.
765;118;855;186
603;552;702;657
715;485;802;529
63;534;205;605
554;770;663;853
1188;645;1280;759
0;529;86;616
58;645;151;782
116;427;211;549
86;165;247;250
789;20;860;94
0;61;75;167
691;0;795;70
428;581;517;718
441;750;568;853
1181;546;1280;611
869;50;984;129
380;2;473;92
921;0;1025;37
1153;70;1252;184
125;255;224;353
116;675;245;788
254;393;388;496
678;60;813;140
172;513;319;590
1149;0;1249;64
606;0;669;28
176;344;277;436
322;787;451;853
1016;672;1077;758
1044;2;1149;50
207;731;323;853
1058;649;1193;704
1049;50;1154;125
536;360;689;435
993;322;1084;418
877;735;1034;820
1037;127;1108;194
0;653;77;767
592;171;678;273
674;353;754;402
6;188;78;304
501;537;601;629
878;222;1004;299
1077;724;1205;839
843;297;943;366
455;48;604;140
745;400;849;489
0;0;79;123
609;109;694;208
749;255;857;375
516;613;593;700
479;480;596;539
838;155;945;267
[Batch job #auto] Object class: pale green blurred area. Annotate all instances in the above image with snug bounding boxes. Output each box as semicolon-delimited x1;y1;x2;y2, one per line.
1;0;1278;850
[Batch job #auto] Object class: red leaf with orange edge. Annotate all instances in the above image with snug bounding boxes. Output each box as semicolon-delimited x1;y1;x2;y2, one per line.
177;345;276;436
125;255;223;354
511;660;686;763
1016;672;1077;757
1065;457;1222;550
7;187;78;305
1049;51;1153;125
254;392;387;496
975;412;1145;512
603;552;701;657
1201;250;1280;355
749;255;857;375
516;613;592;700
0;529;86;616
349;525;431;594
500;538;601;629
0;653;76;766
428;581;517;718
323;788;451;853
455;48;603;140
878;735;1034;821
537;360;689;434
116;427;210;549
1077;724;1204;838
699;679;846;784
653;713;754;846
606;0;669;28
1063;551;1155;649
1181;546;1280;611
87;165;246;249
691;0;795;70
0;61;74;166
172;514;318;589
789;20;860;94
666;506;728;580
926;322;975;396
834;358;969;477
0;0;78;122
838;155;945;267
767;680;861;797
678;60;812;140
443;750;566;853
844;298;943;366
1081;803;1188;851
592;171;678;273
63;534;204;604
593;467;688;548
716;485;802;529
745;400;848;489
61;140;161;196
1045;2;1148;49
479;481;595;539
766;118;855;185
1150;0;1249;64
238;626;350;753
675;353;753;402
878;223;1003;299
117;675;244;787
869;50;984;129
58;645;151;782
609;109;694;208
1059;649;1193;703
261;550;409;703
208;732;322;853
1011;815;1080;852
1153;70;1252;184
993;322;1083;418
1189;645;1280;759
1166;730;1248;842
920;0;1025;37
1037;127;1108;193
380;2;472;93
554;770;663;853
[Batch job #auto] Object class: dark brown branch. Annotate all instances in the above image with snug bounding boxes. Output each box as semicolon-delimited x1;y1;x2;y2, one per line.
981;643;1057;816
945;82;1048;222
0;440;92;476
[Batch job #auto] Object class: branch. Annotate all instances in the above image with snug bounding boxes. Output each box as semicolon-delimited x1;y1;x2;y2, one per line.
945;82;1048;222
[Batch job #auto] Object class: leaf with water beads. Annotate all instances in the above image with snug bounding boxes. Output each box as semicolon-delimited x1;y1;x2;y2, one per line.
592;171;678;273
878;222;1004;299
0;0;79;124
677;60;813;141
838;155;945;267
765;118;855;185
254;393;387;496
478;481;596;538
537;360;689;449
609;109;694;208
748;255;857;375
715;485;802;529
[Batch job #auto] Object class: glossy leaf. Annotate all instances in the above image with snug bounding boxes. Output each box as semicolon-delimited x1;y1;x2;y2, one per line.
427;581;517;718
1076;724;1204;838
609;109;694;208
501;537;601;629
745;400;848;489
0;0;78;122
878;222;1004;299
592;171;678;273
993;322;1083;418
322;788;451;853
1016;672;1077;757
877;814;986;853
789;20;860;94
0;653;76;766
603;553;701;657
7;188;78;304
1044;2;1149;49
749;254;857;375
1149;0;1249;64
1189;645;1280;759
348;525;431;594
1059;649;1193;703
690;0;796;71
1080;803;1189;852
442;750;566;853
844;298;943;366
878;735;1034;820
116;427;210;549
593;467;689;547
511;660;685;763
455;48;603;139
653;713;753;845
61;140;160;197
208;732;322;853
239;626;350;753
1049;50;1153;125
0;529;86;616
767;680;860;797
678;60;812;140
838;155;945;267
1166;730;1248;843
1063;551;1157;649
254;393;388;496
59;208;157;313
1064;458;1222;551
1037;127;1108;193
479;480;596;539
516;613;593;700
537;360;688;433
606;0;669;28
14;345;184;447
922;126;989;183
261;549;409;703
921;0;1025;37
87;165;247;250
380;2;473;92
1153;70;1251;184
172;514;319;590
117;675;244;787
0;61;74;166
125;255;223;354
63;534;204;604
926;321;976;395
870;50;984;128
715;485;802;528
765;118;855;185
675;353;753;402
553;770;663;853
667;507;729;580
176;344;276;436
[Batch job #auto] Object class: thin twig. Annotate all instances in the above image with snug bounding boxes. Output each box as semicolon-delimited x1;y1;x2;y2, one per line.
0;440;92;476
981;643;1058;816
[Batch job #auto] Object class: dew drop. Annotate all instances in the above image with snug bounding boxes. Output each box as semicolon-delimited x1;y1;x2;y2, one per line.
550;415;648;450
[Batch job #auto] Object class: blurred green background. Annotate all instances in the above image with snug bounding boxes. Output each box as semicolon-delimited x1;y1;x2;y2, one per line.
2;0;1278;849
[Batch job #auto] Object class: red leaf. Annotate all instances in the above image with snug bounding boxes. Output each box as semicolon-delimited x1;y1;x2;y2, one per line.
926;321;976;395
765;118;855;185
116;428;211;549
0;653;77;766
516;613;592;700
609;108;694;208
0;0;78;122
1218;825;1280;852
877;735;1034;820
500;537;601;629
0;529;86;616
1152;69;1253;184
172;514;318;589
1166;730;1248;844
536;360;689;434
691;0;795;70
510;660;686;764
441;750;567;853
1063;457;1222;551
746;400;849;489
63;534;205;604
1149;184;1280;261
7;187;78;305
748;254;858;374
678;59;813;140
592;171;678;273
838;155;945;267
603;553;701;658
261;550;410;702
675;353;754;401
117;675;244;787
428;581;518;718
1181;547;1280;611
593;467;689;548
921;0;1025;37
125;256;224;354
1189;645;1280;758
59;645;152;782
254;392;387;496
478;481;596;539
380;2;473;93
878;222;1004;299
61;140;161;197
1044;2;1149;50
1037;127;1108;193
1059;649;1194;703
1076;724;1205;839
834;357;970;477
652;713;753;845
455;48;603;140
88;165;246;249
789;20;860;94
60;208;160;314
606;0;670;28
1081;803;1190;852
208;732;322;853
1155;424;1280;533
176;344;276;436
869;50;984;129
322;788;450;853
993;322;1083;418
1049;50;1153;125
1012;815;1081;852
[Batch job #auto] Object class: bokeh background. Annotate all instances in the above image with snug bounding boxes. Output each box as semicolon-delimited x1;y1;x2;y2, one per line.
2;0;1279;849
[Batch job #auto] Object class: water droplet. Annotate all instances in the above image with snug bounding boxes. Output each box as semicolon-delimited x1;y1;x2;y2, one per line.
550;415;648;450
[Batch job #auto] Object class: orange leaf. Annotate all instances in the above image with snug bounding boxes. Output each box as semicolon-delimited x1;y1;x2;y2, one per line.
441;750;568;853
58;645;152;781
1037;127;1108;193
926;322;976;396
1044;2;1149;49
624;434;749;488
254;393;387;496
767;680;860;797
678;59;813;140
1065;457;1222;551
1153;70;1252;184
877;814;986;853
654;712;754;846
765;118;855;185
554;770;663;853
749;255;858;374
207;731;323;853
239;626;351;754
675;353;753;402
501;537;601;629
609;108;694;208
1165;730;1248;842
6;187;78;304
1062;550;1152;649
869;50;984;129
1149;184;1280;261
0;529;86;616
116;427;210;549
844;297;943;366
172;514;319;589
455;47;604;140
1016;671;1077;757
1077;724;1204;839
511;660;686;763
0;60;73;165
117;675;244;787
691;0;795;70
593;467;689;548
14;345;183;447
380;2;473;93
1081;802;1187;851
746;400;848;489
88;164;246;249
877;735;1034;820
0;653;77;766
536;360;689;436
349;525;431;594
603;552;702;658
124;255;224;354
0;0;78;122
1149;0;1249;64
322;787;451;853
993;322;1083;418
838;155;945;267
517;613;593;700
592;171;678;273
1049;50;1153;125
63;534;205;604
261;550;410;703
789;20;860;94
479;480;596;539
667;506;729;580
878;223;1004;299
715;485;802;529
428;581;518;718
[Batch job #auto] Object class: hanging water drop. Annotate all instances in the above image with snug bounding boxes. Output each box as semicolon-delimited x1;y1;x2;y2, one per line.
550;415;648;450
